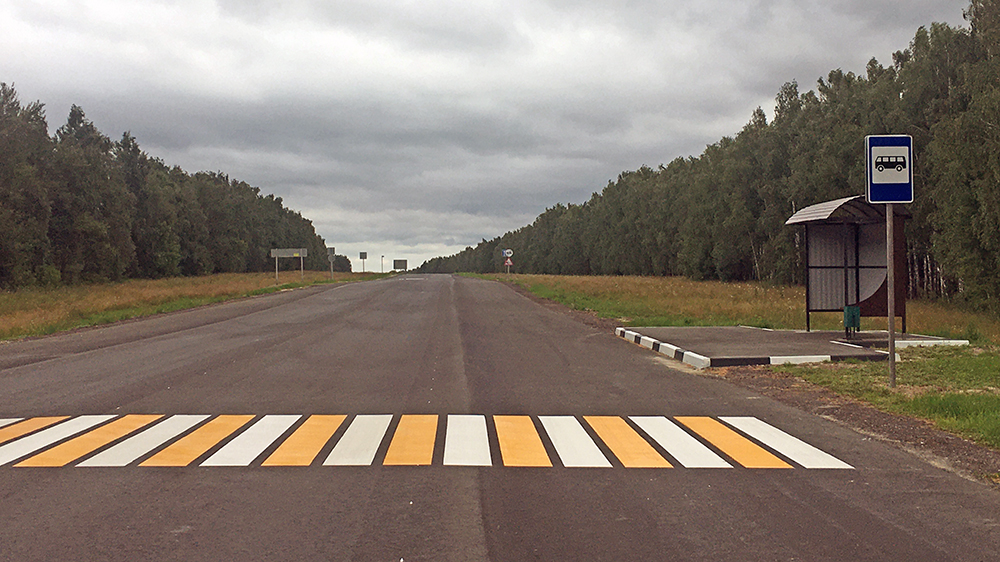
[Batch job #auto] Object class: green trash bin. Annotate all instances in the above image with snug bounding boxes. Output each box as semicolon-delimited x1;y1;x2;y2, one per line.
844;305;861;337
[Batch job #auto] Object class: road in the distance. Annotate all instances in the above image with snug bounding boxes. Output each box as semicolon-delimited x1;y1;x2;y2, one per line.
1;274;998;561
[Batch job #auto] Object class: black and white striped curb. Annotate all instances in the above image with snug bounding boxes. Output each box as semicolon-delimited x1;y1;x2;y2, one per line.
614;327;900;369
615;328;712;369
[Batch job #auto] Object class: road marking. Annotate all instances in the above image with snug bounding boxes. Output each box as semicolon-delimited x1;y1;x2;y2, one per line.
0;418;23;430
15;415;163;467
262;415;346;466
629;416;732;468
584;416;671;468
539;416;612;468
443;414;492;466
0;416;113;466
324;414;392;466
0;417;69;446
719;416;853;469
2;414;853;471
79;415;210;467
675;416;792;469
201;415;301;467
384;414;438;466
494;415;551;467
140;415;254;467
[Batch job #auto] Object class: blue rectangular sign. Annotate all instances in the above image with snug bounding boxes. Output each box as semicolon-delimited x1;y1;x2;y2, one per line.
866;135;913;204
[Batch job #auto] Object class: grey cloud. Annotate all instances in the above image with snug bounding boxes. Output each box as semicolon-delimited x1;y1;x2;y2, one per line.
4;0;969;269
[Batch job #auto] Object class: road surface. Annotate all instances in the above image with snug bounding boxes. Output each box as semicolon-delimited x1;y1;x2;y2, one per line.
1;274;998;561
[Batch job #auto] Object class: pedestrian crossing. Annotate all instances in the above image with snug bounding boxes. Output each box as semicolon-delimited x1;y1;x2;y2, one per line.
0;414;854;470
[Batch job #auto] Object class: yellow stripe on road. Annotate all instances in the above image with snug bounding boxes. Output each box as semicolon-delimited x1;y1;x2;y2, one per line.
383;415;438;466
0;417;69;446
675;416;792;469
262;415;346;466
139;415;254;467
584;416;671;468
494;415;551;467
15;415;163;467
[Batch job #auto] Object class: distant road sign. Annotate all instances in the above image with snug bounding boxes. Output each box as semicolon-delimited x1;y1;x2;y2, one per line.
393;259;407;270
360;252;368;260
502;249;513;258
270;248;307;258
504;258;513;266
866;135;913;204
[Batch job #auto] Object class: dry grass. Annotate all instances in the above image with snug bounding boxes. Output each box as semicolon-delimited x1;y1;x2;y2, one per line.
0;271;367;340
488;274;1000;345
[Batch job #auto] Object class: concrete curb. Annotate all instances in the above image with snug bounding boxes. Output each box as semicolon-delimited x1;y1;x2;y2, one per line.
614;327;896;369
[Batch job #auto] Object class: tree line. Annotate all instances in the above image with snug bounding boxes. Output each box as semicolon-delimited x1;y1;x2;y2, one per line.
0;87;348;289
418;1;1000;312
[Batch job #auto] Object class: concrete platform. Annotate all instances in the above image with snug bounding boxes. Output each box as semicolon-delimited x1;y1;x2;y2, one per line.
615;326;968;369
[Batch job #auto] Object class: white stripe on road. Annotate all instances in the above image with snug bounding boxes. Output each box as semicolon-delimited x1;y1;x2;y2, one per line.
0;418;23;429
719;416;854;469
78;415;210;467
443;414;492;466
323;415;392;466
201;415;301;467
0;415;115;466
538;416;612;468
630;416;732;468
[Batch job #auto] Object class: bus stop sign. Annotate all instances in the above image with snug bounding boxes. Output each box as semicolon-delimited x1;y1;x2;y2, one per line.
866;135;913;204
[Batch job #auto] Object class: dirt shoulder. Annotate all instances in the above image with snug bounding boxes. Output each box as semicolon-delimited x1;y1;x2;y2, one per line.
498;276;1000;489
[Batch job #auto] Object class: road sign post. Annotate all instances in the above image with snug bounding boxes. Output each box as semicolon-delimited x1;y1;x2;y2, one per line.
360;252;367;273
866;135;913;388
502;249;514;274
270;248;308;284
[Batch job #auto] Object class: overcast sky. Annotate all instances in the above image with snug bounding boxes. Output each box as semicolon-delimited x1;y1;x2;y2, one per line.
2;0;969;270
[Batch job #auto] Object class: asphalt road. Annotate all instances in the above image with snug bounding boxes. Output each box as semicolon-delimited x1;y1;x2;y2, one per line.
1;274;998;561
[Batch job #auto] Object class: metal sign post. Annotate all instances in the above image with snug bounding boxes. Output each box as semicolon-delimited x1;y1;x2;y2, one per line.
360;252;367;273
866;135;913;388
270;248;308;284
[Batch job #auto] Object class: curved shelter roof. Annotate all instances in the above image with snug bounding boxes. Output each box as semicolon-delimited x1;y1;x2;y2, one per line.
785;195;910;225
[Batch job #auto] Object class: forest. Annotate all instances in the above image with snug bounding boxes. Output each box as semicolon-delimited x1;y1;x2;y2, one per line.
418;1;1000;312
0;88;348;289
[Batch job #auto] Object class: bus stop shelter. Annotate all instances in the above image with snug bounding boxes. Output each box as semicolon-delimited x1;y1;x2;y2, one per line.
785;195;908;333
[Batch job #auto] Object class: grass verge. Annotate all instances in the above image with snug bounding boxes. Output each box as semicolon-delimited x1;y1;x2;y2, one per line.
776;346;1000;450
0;271;386;341
473;273;1000;453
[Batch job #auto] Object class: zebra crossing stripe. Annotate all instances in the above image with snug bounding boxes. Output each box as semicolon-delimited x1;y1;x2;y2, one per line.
539;416;612;468
384;415;438;466
584;416;671;468
262;415;346;467
139;415;254;467
15;415;163;467
629;416;732;468
0;419;23;430
0;416;114;466
494;415;551;467
676;416;792;469
201;415;301;467
719;416;854;469
0;414;853;470
79;415;210;467
443;415;491;466
0;417;69;446
323;415;392;466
